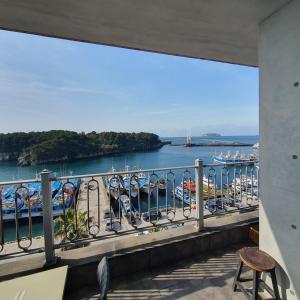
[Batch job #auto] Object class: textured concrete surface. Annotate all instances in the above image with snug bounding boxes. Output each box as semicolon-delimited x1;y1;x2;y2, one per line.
66;246;255;300
0;0;289;66
259;1;300;299
0;210;258;283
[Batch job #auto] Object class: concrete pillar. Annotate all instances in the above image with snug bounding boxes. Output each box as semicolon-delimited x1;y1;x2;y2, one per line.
40;170;56;265
259;1;300;299
195;159;204;231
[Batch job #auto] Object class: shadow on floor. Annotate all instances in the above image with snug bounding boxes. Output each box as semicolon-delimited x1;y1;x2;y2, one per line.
65;245;252;300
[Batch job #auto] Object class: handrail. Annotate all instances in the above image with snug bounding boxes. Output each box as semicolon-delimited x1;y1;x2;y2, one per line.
53;165;195;181
0;161;259;185
0;160;259;262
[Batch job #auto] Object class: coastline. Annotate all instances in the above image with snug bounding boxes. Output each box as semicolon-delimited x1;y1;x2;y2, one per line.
0;142;168;166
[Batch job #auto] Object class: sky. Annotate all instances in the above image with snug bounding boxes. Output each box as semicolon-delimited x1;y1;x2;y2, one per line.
0;29;258;137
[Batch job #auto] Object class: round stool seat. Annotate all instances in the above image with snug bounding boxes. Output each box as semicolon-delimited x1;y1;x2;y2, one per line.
239;247;276;272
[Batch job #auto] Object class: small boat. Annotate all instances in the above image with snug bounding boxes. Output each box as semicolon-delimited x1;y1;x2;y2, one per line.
174;186;196;209
122;175;139;198
120;194;131;216
203;176;214;187
183;180;196;192
120;195;141;225
121;166;139;198
231;175;258;192
107;168;123;200
138;172;155;195
142;209;162;222
213;151;257;164
1;180;78;220
252;143;259;149
158;177;167;193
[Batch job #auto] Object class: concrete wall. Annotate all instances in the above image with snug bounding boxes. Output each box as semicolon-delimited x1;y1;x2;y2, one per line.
64;219;256;296
259;1;300;299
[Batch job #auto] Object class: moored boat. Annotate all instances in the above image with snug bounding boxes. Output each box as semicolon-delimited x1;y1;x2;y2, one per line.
213;151;257;164
158;177;167;193
120;194;141;225
174;185;196;209
138;172;155;195
107;168;123;200
1;180;78;220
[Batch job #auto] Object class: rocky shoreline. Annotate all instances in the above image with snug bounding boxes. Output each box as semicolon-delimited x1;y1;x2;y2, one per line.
0;142;167;166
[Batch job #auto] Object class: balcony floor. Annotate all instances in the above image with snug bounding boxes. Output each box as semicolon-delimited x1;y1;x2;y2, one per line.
66;245;255;300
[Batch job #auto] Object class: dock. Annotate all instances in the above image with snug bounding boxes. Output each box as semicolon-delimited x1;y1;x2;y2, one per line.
77;177;257;236
170;143;253;147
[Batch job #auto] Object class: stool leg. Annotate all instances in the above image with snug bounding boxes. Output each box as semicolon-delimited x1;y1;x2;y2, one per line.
270;269;281;300
252;270;260;300
233;261;243;291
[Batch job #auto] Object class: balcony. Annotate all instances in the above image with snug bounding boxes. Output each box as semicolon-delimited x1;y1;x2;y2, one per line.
0;160;258;298
67;245;253;300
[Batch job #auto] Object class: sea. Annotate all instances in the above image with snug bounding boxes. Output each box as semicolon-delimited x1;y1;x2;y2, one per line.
0;135;258;241
0;136;258;181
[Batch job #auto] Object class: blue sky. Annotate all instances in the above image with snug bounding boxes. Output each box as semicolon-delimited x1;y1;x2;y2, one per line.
0;30;258;137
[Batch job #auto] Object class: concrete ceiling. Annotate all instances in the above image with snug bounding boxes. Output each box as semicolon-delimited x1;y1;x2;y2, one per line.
0;0;289;66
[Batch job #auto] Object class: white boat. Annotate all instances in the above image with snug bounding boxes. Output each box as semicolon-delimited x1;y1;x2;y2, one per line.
120;194;131;215
252;143;259;149
123;176;139;198
107;168;122;200
213;151;257;164
122;166;139;198
120;195;141;225
231;175;258;192
203;175;215;187
174;185;196;208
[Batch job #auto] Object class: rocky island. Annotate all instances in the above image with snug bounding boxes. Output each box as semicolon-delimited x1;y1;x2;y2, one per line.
0;131;165;166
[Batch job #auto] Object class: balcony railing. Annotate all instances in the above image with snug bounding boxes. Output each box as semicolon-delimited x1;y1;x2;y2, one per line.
0;159;259;264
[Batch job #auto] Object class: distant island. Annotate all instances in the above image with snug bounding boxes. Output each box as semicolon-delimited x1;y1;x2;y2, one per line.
0;131;165;166
202;133;221;137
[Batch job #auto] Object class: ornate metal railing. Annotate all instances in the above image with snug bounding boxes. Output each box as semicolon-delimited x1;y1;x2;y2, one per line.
0;160;259;262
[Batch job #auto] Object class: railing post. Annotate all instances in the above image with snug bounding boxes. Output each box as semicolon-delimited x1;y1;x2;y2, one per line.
40;170;56;265
195;159;204;231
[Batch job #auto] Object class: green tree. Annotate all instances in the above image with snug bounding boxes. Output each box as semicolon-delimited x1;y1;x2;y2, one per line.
54;209;93;243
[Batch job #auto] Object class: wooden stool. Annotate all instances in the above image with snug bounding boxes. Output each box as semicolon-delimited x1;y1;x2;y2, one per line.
233;247;281;300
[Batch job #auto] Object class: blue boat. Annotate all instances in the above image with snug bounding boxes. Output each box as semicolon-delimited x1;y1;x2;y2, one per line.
174;186;196;208
1;179;79;220
213;152;256;164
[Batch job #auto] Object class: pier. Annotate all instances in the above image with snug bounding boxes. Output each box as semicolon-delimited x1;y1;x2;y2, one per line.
170;143;254;147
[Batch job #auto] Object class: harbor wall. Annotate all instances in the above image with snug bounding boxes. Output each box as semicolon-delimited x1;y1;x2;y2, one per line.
259;1;300;299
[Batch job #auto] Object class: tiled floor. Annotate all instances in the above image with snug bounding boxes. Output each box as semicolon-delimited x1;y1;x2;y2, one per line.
66;246;254;300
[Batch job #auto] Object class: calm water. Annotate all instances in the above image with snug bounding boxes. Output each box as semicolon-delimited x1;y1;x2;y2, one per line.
1;135;258;241
0;135;258;181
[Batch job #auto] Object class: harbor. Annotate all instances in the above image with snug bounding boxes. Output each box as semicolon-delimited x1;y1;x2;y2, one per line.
0;135;259;244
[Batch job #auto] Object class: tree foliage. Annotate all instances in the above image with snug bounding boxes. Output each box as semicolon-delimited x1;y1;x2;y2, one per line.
0;130;162;165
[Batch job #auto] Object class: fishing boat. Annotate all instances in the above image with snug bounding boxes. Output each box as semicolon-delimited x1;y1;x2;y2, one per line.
122;175;139;198
138;172;155;195
120;166;139;198
213;151;257;164
174;185;196;209
1;180;78;220
231;175;258;192
203;175;215;187
120;194;131;216
120;194;141;225
158;177;167;193
183;180;196;192
107;168;123;200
